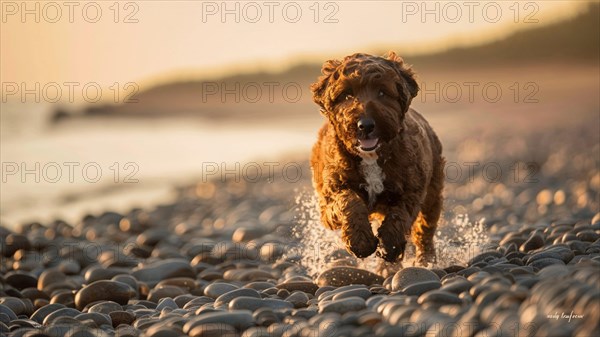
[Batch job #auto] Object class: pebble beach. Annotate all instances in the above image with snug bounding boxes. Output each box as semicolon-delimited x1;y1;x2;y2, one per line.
1;121;599;337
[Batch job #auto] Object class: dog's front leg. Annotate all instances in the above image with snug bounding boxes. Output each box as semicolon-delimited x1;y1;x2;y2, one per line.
376;201;420;262
324;190;378;258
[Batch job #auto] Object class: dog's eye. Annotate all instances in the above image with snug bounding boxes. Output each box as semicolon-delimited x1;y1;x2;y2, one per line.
335;91;353;104
378;90;386;97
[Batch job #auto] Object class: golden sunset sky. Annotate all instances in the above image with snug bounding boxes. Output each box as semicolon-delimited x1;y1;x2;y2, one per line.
1;1;588;98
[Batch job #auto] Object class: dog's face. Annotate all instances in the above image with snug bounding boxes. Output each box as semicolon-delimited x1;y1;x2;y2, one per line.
311;52;419;156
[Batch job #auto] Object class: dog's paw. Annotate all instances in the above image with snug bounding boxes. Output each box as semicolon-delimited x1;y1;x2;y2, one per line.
343;227;378;258
376;226;406;262
376;240;406;262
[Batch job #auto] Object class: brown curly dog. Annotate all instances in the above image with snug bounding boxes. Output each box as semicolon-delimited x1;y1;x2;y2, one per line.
310;52;444;268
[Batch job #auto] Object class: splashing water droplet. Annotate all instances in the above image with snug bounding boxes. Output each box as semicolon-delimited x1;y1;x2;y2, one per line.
285;189;346;277
434;213;490;267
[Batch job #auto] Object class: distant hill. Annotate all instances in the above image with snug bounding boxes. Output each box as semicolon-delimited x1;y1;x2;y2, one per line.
408;3;599;67
60;3;597;121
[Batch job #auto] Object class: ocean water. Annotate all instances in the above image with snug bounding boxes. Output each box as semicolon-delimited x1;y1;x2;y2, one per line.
0;103;318;227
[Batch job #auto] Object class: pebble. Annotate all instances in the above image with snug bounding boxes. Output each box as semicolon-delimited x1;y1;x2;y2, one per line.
441;278;473;294
318;297;366;314
402;281;442;296
37;269;67;291
316;267;384;287
109;311;135;327
285;291;310;308
391;267;440;291
204;283;239;299
536;264;570;278
5;271;38;290
529;258;565;270
276;281;319;295
182;297;214;310
50;291;75;307
183;311;254;332
75;312;112;327
88;301;122;315
332;287;372;300
0;297;33;316
21;288;50;302
74;280;135;310
0;304;18;321
146;326;184;337
156;277;197;291
232;226;268;242
418;290;462;305
259;242;286;262
131;259;195;285
43;308;81;325
520;234;545;252
229;297;294;311
84;267;132;283
214;288;261;307
156;298;179;311
576;230;598;242
147;286;186;303
526;251;566;264
467;251;503;266
136;228;168;246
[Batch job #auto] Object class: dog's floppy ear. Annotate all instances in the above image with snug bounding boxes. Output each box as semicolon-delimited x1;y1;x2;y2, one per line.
385;51;419;111
310;59;341;114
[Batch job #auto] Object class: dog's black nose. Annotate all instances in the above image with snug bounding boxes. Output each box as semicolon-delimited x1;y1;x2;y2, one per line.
357;117;375;134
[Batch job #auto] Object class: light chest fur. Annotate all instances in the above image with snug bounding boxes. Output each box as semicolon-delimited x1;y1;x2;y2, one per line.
360;155;385;206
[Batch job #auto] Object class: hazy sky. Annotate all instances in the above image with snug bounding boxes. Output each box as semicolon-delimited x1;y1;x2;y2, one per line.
1;1;587;95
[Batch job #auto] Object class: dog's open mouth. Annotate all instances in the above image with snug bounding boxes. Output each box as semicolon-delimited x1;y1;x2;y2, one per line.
358;138;379;152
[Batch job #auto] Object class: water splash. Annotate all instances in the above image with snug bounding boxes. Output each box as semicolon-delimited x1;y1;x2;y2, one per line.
288;188;490;275
287;189;423;275
287;189;345;278
434;213;489;267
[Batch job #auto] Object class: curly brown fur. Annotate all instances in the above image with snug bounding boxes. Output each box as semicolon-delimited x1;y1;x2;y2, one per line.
310;52;444;267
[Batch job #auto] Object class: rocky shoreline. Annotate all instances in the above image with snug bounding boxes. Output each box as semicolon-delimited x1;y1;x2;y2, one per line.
1;124;599;337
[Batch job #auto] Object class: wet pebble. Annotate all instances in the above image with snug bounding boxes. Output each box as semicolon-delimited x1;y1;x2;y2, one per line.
391;267;440;291
316;267;384;287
